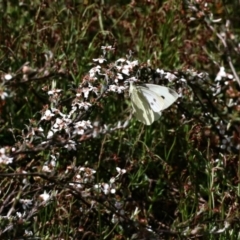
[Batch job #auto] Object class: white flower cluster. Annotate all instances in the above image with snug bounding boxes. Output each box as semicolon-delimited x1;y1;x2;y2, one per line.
94;167;126;195
67;166;126;199
0;148;13;165
42;154;57;173
69;167;96;192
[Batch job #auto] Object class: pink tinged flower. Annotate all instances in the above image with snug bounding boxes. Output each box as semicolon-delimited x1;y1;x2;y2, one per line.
41;109;55;121
89;65;101;78
110;85;127;94
81;189;91;197
53;118;63;129
73;127;84;135
70;101;92;115
101;45;115;51
80;102;92;110
114;73;123;83
116;60;138;75
42;157;56;172
52;117;70;131
73;120;93;135
165;72;177;82
82;167;96;178
42;165;51;172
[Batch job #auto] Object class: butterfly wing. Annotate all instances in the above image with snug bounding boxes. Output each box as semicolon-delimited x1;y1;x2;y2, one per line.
139;86;165;112
129;82;155;125
145;84;178;110
129;82;177;125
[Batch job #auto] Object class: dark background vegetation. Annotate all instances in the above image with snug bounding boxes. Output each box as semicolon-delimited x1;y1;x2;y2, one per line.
1;0;240;239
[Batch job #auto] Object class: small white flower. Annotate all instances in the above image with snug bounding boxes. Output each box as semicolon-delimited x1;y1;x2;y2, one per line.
50;155;57;166
70;101;92;116
122;66;130;75
0;91;8;100
110;189;116;194
81;189;91;197
116;60;138;75
89;65;101;78
83;168;96;177
102;181;116;195
81;87;92;99
115;200;124;210
115;58;126;64
42;165;51;172
69;182;83;189
19;199;33;209
93;57;106;64
165;72;177;82
52;117;71;132
94;184;101;193
47;130;54;139
116;167;126;177
111;214;118;224
41;109;55;121
4;74;13;81
215;66;233;81
73;120;92;135
103;183;110;195
127;60;138;67
24;230;33;236
16;212;23;218
108;85;126;94
39;191;50;201
64;140;77;151
47;89;62;95
0;148;13;165
110;177;115;184
114;73;123;83
101;45;115;51
156;68;165;74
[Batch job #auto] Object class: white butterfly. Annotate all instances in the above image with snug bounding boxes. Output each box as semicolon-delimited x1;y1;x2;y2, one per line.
129;82;178;125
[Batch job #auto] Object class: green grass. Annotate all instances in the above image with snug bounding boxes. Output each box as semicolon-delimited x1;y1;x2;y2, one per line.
1;0;240;239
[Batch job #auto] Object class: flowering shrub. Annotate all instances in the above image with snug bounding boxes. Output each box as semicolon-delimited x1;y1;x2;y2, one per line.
1;1;240;239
